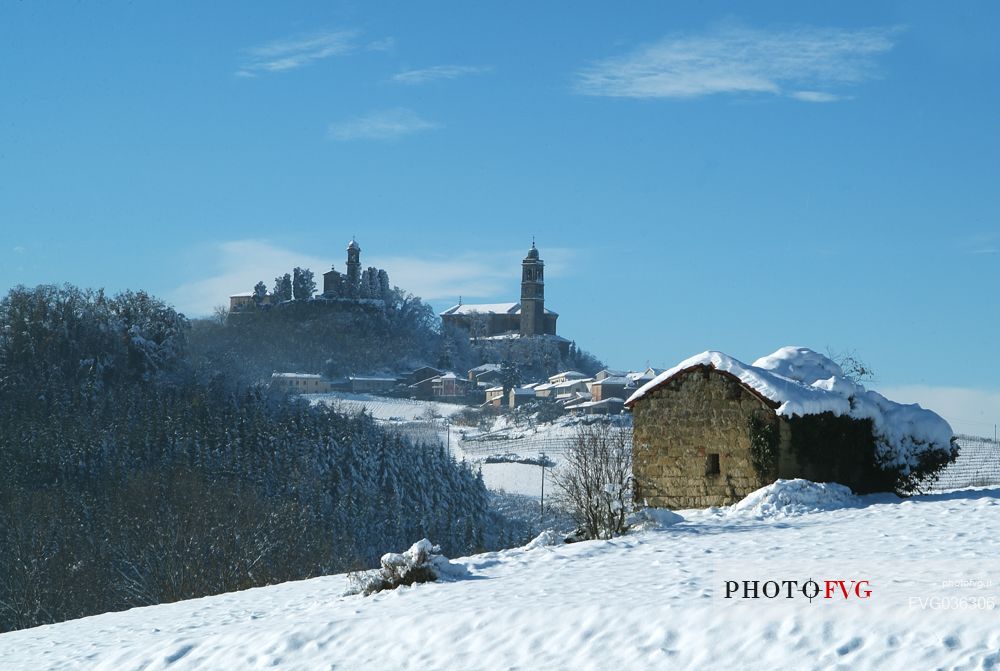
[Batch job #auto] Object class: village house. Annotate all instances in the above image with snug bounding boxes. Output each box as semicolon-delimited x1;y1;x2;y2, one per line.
432;372;472;399
626;347;955;510
467;363;504;388
270;373;334;393
509;386;537;408
551;377;592;400
485;386;506;407
401;366;444;387
590;375;630;402
229;292;255;312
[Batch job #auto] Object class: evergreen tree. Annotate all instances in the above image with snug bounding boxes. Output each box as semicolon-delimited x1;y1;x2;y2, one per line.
252;281;268;307
292;267;316;301
500;360;521;398
359;267;382;300
377;269;391;303
272;274;292;302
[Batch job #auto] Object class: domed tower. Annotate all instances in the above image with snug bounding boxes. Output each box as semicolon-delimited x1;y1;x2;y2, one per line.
519;241;545;337
346;238;361;297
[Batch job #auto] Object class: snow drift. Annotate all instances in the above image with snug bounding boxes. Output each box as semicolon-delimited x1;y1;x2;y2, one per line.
726;479;860;519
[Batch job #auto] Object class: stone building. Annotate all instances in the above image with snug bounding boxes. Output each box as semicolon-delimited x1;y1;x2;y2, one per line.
625;348;955;510
440;242;559;338
323;239;362;298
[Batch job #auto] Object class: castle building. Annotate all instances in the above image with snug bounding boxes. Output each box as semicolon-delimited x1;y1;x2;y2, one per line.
440;242;560;339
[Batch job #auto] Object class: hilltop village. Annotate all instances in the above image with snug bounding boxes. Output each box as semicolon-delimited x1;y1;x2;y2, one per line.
231;240;652;413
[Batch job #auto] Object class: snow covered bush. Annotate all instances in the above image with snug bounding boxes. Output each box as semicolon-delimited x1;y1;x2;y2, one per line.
552;423;634;540
346;539;444;596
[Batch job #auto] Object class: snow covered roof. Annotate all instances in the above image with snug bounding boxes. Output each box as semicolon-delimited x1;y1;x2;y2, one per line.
625;347;955;471
593;376;630;386
511;387;536;396
440;303;559;317
552;378;593;390
438;372;459;380
272;372;322;380
442;302;519;316
548;370;588;383
570;398;625;410
469;363;502;374
230;291;254;298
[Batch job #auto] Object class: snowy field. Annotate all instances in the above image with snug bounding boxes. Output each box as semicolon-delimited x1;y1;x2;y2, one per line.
305;392;468;422
306;392;577;498
4;481;1000;670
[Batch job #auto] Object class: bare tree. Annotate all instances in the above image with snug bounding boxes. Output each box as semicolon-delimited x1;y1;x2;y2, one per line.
211;304;229;325
551;422;633;539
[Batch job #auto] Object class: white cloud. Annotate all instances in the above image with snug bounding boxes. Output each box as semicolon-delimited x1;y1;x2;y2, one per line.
168;240;577;318
237;29;376;77
365;37;396;52
371;247;576;304
789;90;843;103
575;23;899;101
168;240;329;316
878;385;1000;438
327;108;439;142
391;65;493;85
961;232;999;255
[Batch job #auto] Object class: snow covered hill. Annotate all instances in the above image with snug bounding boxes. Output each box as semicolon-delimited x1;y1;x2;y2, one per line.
4;482;999;670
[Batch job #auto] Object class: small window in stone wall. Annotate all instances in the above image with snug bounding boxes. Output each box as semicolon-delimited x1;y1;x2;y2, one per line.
706;453;721;476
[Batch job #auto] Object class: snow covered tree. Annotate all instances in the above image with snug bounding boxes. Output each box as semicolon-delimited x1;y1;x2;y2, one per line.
292;267;316;301
500;360;521;399
552;422;633;540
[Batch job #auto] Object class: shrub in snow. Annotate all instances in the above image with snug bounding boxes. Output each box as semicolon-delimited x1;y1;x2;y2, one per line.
345;539;465;597
551;423;633;540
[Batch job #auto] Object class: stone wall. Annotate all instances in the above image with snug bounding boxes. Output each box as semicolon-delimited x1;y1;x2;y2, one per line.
632;366;779;509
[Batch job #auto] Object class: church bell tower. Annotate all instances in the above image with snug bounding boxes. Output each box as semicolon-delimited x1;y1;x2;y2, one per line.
346;238;361;297
519;241;545;337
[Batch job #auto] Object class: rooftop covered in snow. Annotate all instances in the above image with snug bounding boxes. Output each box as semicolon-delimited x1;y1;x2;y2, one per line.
439;302;558;317
625;346;955;470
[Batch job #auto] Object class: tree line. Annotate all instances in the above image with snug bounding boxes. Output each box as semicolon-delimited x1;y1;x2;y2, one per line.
0;285;508;632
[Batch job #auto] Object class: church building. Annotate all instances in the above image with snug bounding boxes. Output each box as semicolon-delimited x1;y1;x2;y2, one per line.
440;243;560;339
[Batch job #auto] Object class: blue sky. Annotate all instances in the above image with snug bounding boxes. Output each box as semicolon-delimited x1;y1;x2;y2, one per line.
1;2;998;434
